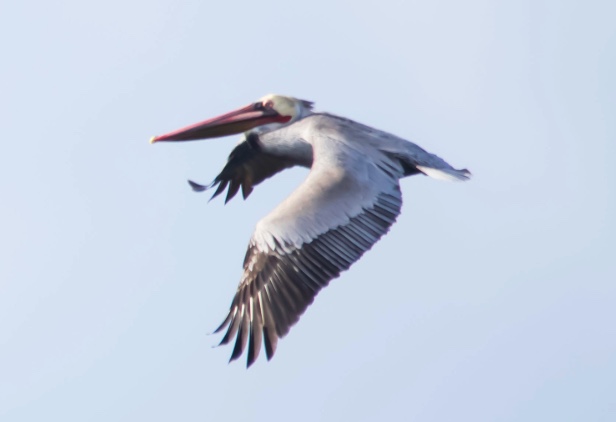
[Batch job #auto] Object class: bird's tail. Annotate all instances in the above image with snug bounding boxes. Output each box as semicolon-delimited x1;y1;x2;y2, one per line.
416;166;472;182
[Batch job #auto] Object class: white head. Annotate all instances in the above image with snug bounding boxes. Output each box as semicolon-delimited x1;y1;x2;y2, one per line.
259;94;313;122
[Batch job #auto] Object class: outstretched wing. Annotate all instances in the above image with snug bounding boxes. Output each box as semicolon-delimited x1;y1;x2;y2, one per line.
214;136;403;367
189;134;303;203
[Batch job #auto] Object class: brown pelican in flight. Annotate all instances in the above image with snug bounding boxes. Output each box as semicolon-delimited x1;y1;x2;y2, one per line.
150;94;471;367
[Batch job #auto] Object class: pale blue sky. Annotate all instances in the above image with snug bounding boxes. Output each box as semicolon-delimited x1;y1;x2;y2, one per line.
1;1;615;421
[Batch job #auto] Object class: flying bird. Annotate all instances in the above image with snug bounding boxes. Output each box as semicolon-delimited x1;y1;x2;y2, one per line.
150;94;471;367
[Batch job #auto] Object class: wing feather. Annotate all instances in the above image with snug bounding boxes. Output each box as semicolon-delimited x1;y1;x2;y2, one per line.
190;136;301;203
214;186;402;366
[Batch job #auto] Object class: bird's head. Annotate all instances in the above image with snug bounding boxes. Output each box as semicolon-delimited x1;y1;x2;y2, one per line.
150;94;313;143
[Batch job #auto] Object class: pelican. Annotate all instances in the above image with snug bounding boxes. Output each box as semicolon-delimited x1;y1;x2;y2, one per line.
151;94;471;367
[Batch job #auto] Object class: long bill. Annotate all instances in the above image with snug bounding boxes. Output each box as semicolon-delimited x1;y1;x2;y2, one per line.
150;102;289;143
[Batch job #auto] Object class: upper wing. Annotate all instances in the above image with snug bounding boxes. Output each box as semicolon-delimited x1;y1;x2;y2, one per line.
189;134;302;203
214;135;403;367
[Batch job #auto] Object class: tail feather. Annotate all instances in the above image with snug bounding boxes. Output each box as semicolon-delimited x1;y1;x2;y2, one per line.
416;166;472;182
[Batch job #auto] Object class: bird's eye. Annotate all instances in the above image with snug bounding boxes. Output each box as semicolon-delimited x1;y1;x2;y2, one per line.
264;100;274;109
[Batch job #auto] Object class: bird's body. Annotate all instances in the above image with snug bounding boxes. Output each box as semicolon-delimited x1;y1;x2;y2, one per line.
151;95;470;367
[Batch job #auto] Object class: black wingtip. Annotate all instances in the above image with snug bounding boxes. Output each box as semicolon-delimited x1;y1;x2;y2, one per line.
188;180;209;192
213;313;232;335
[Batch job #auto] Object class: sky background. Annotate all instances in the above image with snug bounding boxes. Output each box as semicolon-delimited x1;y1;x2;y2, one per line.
1;1;615;421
